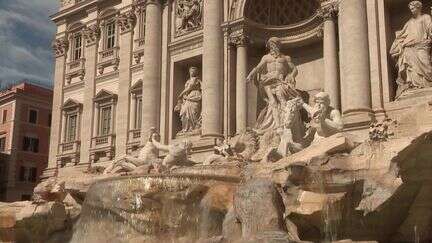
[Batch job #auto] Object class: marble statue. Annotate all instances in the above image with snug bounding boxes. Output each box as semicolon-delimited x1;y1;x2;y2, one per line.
176;0;202;34
246;37;301;134
261;98;306;163
151;136;194;168
104;127;195;174
301;92;343;144
174;66;202;136
390;1;432;98
104;128;160;174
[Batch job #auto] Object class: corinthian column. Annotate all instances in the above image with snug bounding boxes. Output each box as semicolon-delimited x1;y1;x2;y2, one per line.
230;34;249;134
116;10;136;157
141;0;163;142
321;4;340;109
202;0;223;137
80;23;100;165
46;37;68;177
339;0;372;125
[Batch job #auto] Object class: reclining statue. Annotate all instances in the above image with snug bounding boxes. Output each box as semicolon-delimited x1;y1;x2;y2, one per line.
104;128;161;174
104;128;195;174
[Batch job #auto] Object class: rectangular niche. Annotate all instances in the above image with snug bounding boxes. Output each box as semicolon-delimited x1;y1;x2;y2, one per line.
170;55;203;140
384;0;432;102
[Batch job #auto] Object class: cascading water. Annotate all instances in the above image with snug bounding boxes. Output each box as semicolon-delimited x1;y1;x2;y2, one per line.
69;174;239;243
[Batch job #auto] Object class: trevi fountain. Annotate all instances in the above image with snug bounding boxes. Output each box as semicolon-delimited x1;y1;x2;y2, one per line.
3;0;432;242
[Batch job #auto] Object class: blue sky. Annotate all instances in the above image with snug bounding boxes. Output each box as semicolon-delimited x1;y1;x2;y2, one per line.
0;0;59;87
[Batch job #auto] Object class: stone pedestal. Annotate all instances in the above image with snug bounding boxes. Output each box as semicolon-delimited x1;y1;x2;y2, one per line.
141;1;162;141
202;0;223;137
339;0;373;126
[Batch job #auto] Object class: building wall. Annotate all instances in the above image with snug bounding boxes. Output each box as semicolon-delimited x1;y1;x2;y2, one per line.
0;83;52;202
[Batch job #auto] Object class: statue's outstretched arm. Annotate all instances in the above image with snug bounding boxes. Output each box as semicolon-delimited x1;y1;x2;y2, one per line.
152;137;170;152
324;110;344;132
246;57;267;83
286;57;298;78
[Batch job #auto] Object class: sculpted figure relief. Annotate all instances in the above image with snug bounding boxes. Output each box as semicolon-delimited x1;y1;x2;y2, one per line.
176;0;202;34
246;37;301;134
301;92;343;144
104;128;195;174
175;67;202;136
104;128;161;174
390;1;432;98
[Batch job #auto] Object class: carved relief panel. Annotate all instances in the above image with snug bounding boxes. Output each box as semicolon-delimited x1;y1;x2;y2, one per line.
175;0;203;36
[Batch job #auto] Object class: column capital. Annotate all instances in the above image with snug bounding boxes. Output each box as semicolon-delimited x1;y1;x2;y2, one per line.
82;24;100;46
52;37;69;58
117;11;137;34
318;3;338;21
229;33;250;47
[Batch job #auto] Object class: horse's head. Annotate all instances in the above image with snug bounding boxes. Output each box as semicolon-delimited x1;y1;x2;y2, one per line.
282;98;303;127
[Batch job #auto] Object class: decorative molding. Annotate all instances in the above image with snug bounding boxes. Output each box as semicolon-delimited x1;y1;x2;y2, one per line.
52;37;69;58
169;34;203;56
117;11;137;34
82;24;100;46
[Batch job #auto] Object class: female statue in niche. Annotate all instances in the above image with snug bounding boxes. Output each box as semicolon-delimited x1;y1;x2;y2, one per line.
390;1;432;98
175;66;202;136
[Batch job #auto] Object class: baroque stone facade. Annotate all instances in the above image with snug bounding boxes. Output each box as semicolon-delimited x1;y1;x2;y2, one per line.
45;0;432;178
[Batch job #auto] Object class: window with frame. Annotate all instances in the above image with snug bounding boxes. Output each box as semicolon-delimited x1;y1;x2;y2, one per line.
66;114;78;142
72;34;83;61
135;96;142;129
28;109;38;124
100;106;112;135
2;110;7;124
0;137;5;152
138;11;146;38
19;166;37;183
105;21;116;49
23;137;39;153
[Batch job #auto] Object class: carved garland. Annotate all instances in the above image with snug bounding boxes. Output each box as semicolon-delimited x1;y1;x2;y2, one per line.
53;37;69;58
82;24;101;46
117;11;137;34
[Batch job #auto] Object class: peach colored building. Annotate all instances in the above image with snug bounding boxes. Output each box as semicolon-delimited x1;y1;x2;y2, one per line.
0;82;53;202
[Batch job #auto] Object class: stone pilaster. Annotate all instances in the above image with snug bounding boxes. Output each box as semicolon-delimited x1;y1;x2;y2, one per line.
141;0;163;142
80;23;100;165
202;0;224;137
230;33;249;134
115;10;136;157
320;4;340;110
339;0;372;126
46;37;68;176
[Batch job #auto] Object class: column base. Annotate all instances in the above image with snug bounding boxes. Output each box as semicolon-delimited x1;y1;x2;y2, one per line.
201;133;225;139
343;108;373;129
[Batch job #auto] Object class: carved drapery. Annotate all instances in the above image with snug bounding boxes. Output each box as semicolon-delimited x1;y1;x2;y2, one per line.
53;37;69;58
117;11;137;34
